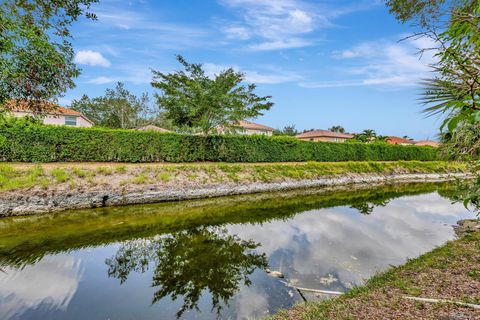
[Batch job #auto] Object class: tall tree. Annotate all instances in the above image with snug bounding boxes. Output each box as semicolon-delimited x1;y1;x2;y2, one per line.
0;0;98;113
70;82;153;129
151;55;274;135
352;129;378;143
362;129;377;140
273;124;298;136
328;125;345;133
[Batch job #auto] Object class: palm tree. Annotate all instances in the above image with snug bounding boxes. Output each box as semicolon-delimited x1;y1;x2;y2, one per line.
328;125;345;133
362;129;376;141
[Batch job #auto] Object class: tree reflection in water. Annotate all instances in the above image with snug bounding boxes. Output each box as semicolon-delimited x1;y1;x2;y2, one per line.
105;227;268;318
350;199;390;215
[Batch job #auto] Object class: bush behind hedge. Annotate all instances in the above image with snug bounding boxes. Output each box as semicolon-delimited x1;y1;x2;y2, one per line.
0;120;438;163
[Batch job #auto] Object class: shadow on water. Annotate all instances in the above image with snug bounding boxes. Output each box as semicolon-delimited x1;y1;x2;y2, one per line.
0;181;463;319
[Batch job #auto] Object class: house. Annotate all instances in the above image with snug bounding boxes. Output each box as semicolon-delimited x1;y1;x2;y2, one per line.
414;140;439;147
6;100;94;127
137;125;171;132
296;130;354;143
386;136;415;145
218;120;274;136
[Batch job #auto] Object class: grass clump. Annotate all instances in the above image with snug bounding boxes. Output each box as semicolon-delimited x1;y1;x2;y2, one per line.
96;167;113;175
72;167;86;178
132;172;149;184
0;165;50;191
51;168;70;183
115;165;127;174
157;172;170;182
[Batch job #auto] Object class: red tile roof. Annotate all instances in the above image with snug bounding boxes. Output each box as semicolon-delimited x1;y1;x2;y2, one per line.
236;120;274;131
296;130;354;139
137;125;171;132
414;140;439;147
6;100;93;124
386;136;415;145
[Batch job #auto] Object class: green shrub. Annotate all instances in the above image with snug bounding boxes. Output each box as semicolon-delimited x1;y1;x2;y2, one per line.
0;120;438;163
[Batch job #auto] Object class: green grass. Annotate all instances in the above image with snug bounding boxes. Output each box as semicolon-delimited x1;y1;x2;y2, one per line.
96;167;113;175
0;164;50;191
132;172;149;184
0;161;468;192
157;172;170;182
51;168;70;183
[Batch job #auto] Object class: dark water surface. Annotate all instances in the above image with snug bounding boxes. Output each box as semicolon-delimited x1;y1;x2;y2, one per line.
0;183;474;320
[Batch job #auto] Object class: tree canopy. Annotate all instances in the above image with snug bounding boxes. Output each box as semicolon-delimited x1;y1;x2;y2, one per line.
0;0;97;113
151;55;274;135
70;82;156;129
328;125;345;133
273;124;298;136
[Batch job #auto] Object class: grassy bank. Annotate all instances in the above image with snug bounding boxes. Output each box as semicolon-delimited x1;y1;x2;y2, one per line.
270;230;480;320
0;161;467;193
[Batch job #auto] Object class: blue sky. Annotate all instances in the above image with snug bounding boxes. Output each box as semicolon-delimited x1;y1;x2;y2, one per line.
66;0;441;139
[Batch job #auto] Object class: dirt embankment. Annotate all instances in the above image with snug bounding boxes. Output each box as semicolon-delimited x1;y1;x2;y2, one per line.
0;160;469;216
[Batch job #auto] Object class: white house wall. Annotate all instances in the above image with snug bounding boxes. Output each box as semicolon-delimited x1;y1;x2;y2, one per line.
12;111;93;128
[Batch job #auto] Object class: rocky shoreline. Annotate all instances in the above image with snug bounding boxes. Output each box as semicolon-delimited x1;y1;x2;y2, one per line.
0;172;469;217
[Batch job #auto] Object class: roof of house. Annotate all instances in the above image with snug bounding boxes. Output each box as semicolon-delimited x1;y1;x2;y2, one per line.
296;130;354;139
137;125;171;132
414;140;439;147
6;100;94;124
386;136;415;145
236;120;274;131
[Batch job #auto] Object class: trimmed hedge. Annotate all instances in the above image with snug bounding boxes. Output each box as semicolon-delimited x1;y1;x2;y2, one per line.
0;121;438;163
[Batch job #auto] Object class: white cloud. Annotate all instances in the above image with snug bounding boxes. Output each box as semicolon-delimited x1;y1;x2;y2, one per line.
302;36;437;88
0;256;83;319
227;192;470;290
92;6;212;50
203;62;302;84
223;26;251;40
249;38;312;51
219;0;380;51
86;65;152;85
220;0;317;51
74;50;111;67
87;76;117;84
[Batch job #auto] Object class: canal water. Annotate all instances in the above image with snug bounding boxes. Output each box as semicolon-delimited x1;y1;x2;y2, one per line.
0;182;474;319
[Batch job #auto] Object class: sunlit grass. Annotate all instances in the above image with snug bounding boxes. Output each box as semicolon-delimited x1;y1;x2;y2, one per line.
0;161;468;192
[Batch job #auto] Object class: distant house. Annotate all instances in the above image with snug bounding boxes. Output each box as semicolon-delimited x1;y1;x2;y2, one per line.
218;120;274;136
414;140;439;147
296;130;353;143
137;125;171;133
386;136;415;145
6;100;94;128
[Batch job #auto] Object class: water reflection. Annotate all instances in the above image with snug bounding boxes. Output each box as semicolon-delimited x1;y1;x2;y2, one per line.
0;256;83;320
105;227;267;318
0;182;474;319
227;193;471;294
350;198;390;215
